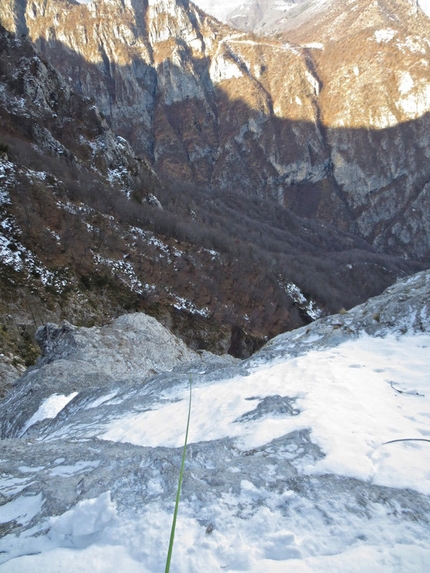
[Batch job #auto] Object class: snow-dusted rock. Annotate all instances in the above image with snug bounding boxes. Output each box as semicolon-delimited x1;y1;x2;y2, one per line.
0;313;234;439
34;313;199;377
0;271;429;571
253;269;430;365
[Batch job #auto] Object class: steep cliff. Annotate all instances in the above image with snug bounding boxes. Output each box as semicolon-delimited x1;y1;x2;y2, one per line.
1;0;327;192
1;0;429;259
283;0;430;258
0;23;167;389
4;22;421;393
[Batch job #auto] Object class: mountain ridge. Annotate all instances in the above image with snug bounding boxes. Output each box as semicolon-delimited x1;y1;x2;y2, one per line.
216;0;430;35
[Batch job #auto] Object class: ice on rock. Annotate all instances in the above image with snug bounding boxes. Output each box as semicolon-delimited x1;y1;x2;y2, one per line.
0;270;430;572
20;392;78;435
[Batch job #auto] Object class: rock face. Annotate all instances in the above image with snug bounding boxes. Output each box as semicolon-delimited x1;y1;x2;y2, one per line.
0;23;162;391
0;269;429;570
252;267;430;364
0;312;234;438
3;18;427;388
1;0;429;259
0;24;157;190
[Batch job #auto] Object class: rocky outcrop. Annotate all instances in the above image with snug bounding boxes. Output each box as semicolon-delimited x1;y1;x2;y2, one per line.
2;268;428;440
0;312;236;438
0;23;157;190
252;268;430;364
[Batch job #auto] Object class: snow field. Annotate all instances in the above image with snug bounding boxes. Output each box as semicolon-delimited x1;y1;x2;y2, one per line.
102;333;430;494
1;332;429;572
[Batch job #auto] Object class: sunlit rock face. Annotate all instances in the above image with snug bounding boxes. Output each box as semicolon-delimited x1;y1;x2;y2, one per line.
1;0;430;259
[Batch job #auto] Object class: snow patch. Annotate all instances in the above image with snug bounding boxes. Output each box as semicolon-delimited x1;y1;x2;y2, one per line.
0;158;15;197
49;460;101;477
396;81;430;117
303;42;324;50
170;293;211;317
84;391;118;410
49;492;116;543
374;28;396;43
284;281;323;320
418;0;430;18
398;71;414;95
100;333;430;495
0;476;33;497
304;70;320;96
210;53;243;84
94;255;145;294
20;392;78;436
107;167;129;188
0;493;43;525
397;36;427;54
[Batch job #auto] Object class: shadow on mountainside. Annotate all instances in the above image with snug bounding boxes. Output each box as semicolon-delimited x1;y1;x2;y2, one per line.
0;23;429;383
31;32;430;261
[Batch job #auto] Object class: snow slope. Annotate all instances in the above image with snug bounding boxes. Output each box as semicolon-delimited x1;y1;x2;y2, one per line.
192;0;332;30
0;271;429;572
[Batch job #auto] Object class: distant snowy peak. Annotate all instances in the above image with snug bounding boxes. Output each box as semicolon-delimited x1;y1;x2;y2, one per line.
419;0;430;17
193;0;430;33
193;0;302;29
190;0;244;21
192;0;331;31
227;0;297;30
70;0;430;25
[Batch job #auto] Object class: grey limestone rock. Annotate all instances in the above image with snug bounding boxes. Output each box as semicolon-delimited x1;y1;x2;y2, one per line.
0;270;429;565
0;312;233;439
251;269;430;366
